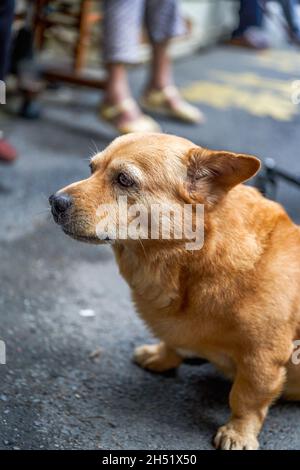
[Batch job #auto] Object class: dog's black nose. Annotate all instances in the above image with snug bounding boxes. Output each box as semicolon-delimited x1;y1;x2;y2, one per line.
49;193;72;217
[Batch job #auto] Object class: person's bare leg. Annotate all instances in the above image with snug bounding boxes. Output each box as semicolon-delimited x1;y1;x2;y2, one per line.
148;41;173;91
143;41;204;123
101;0;161;132
105;64;130;103
103;63;141;127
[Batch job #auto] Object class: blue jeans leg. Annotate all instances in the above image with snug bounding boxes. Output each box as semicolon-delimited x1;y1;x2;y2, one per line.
0;0;15;81
233;0;264;37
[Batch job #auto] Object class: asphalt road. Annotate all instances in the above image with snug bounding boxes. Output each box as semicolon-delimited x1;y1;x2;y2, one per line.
0;46;300;450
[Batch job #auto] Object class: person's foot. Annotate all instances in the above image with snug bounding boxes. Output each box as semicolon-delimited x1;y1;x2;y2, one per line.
0;137;18;164
100;96;161;134
228;27;269;50
141;85;205;124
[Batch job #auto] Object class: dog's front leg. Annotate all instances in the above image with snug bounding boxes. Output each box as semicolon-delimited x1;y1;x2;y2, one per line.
133;342;183;372
214;355;287;450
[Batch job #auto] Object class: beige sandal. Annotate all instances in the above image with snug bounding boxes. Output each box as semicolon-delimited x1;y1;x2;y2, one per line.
100;97;161;134
140;85;205;124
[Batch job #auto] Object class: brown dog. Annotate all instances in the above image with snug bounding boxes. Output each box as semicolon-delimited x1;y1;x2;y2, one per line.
49;133;300;450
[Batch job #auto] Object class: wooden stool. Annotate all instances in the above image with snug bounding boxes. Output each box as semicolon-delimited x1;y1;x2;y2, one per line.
33;0;106;90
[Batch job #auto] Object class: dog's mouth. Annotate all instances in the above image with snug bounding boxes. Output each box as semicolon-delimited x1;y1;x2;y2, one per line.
62;227;98;243
62;227;112;244
51;212;107;244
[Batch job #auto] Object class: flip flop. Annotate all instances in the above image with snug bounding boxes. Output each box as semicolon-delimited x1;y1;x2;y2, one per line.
140;85;205;124
100;97;161;134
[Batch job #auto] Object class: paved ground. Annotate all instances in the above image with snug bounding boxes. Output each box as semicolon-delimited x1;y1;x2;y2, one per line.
1;45;300;450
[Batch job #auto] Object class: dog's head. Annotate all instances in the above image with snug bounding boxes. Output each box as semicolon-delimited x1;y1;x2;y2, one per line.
49;133;260;248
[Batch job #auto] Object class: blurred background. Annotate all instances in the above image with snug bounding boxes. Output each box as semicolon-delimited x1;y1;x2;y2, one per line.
0;0;300;450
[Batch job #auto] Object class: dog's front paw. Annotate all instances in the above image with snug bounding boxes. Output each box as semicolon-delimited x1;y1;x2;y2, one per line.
214;424;259;450
133;343;182;373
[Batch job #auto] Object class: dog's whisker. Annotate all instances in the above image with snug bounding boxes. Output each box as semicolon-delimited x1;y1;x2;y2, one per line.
87;140;100;161
34;208;52;216
90;139;100;155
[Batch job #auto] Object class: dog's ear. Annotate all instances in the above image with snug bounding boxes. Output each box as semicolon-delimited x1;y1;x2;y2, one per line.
183;147;261;205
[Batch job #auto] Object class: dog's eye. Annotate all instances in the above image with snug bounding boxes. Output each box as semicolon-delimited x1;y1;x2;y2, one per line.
89;162;94;174
117;172;134;188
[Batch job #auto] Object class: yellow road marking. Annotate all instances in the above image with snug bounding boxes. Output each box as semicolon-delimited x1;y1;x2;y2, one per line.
181;80;296;121
255;49;300;74
214;72;295;94
181;49;300;120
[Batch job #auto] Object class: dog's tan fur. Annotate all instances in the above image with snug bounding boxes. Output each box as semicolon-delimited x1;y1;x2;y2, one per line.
54;133;300;450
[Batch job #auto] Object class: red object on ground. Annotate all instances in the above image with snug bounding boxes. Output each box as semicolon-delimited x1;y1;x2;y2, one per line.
0;138;18;164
